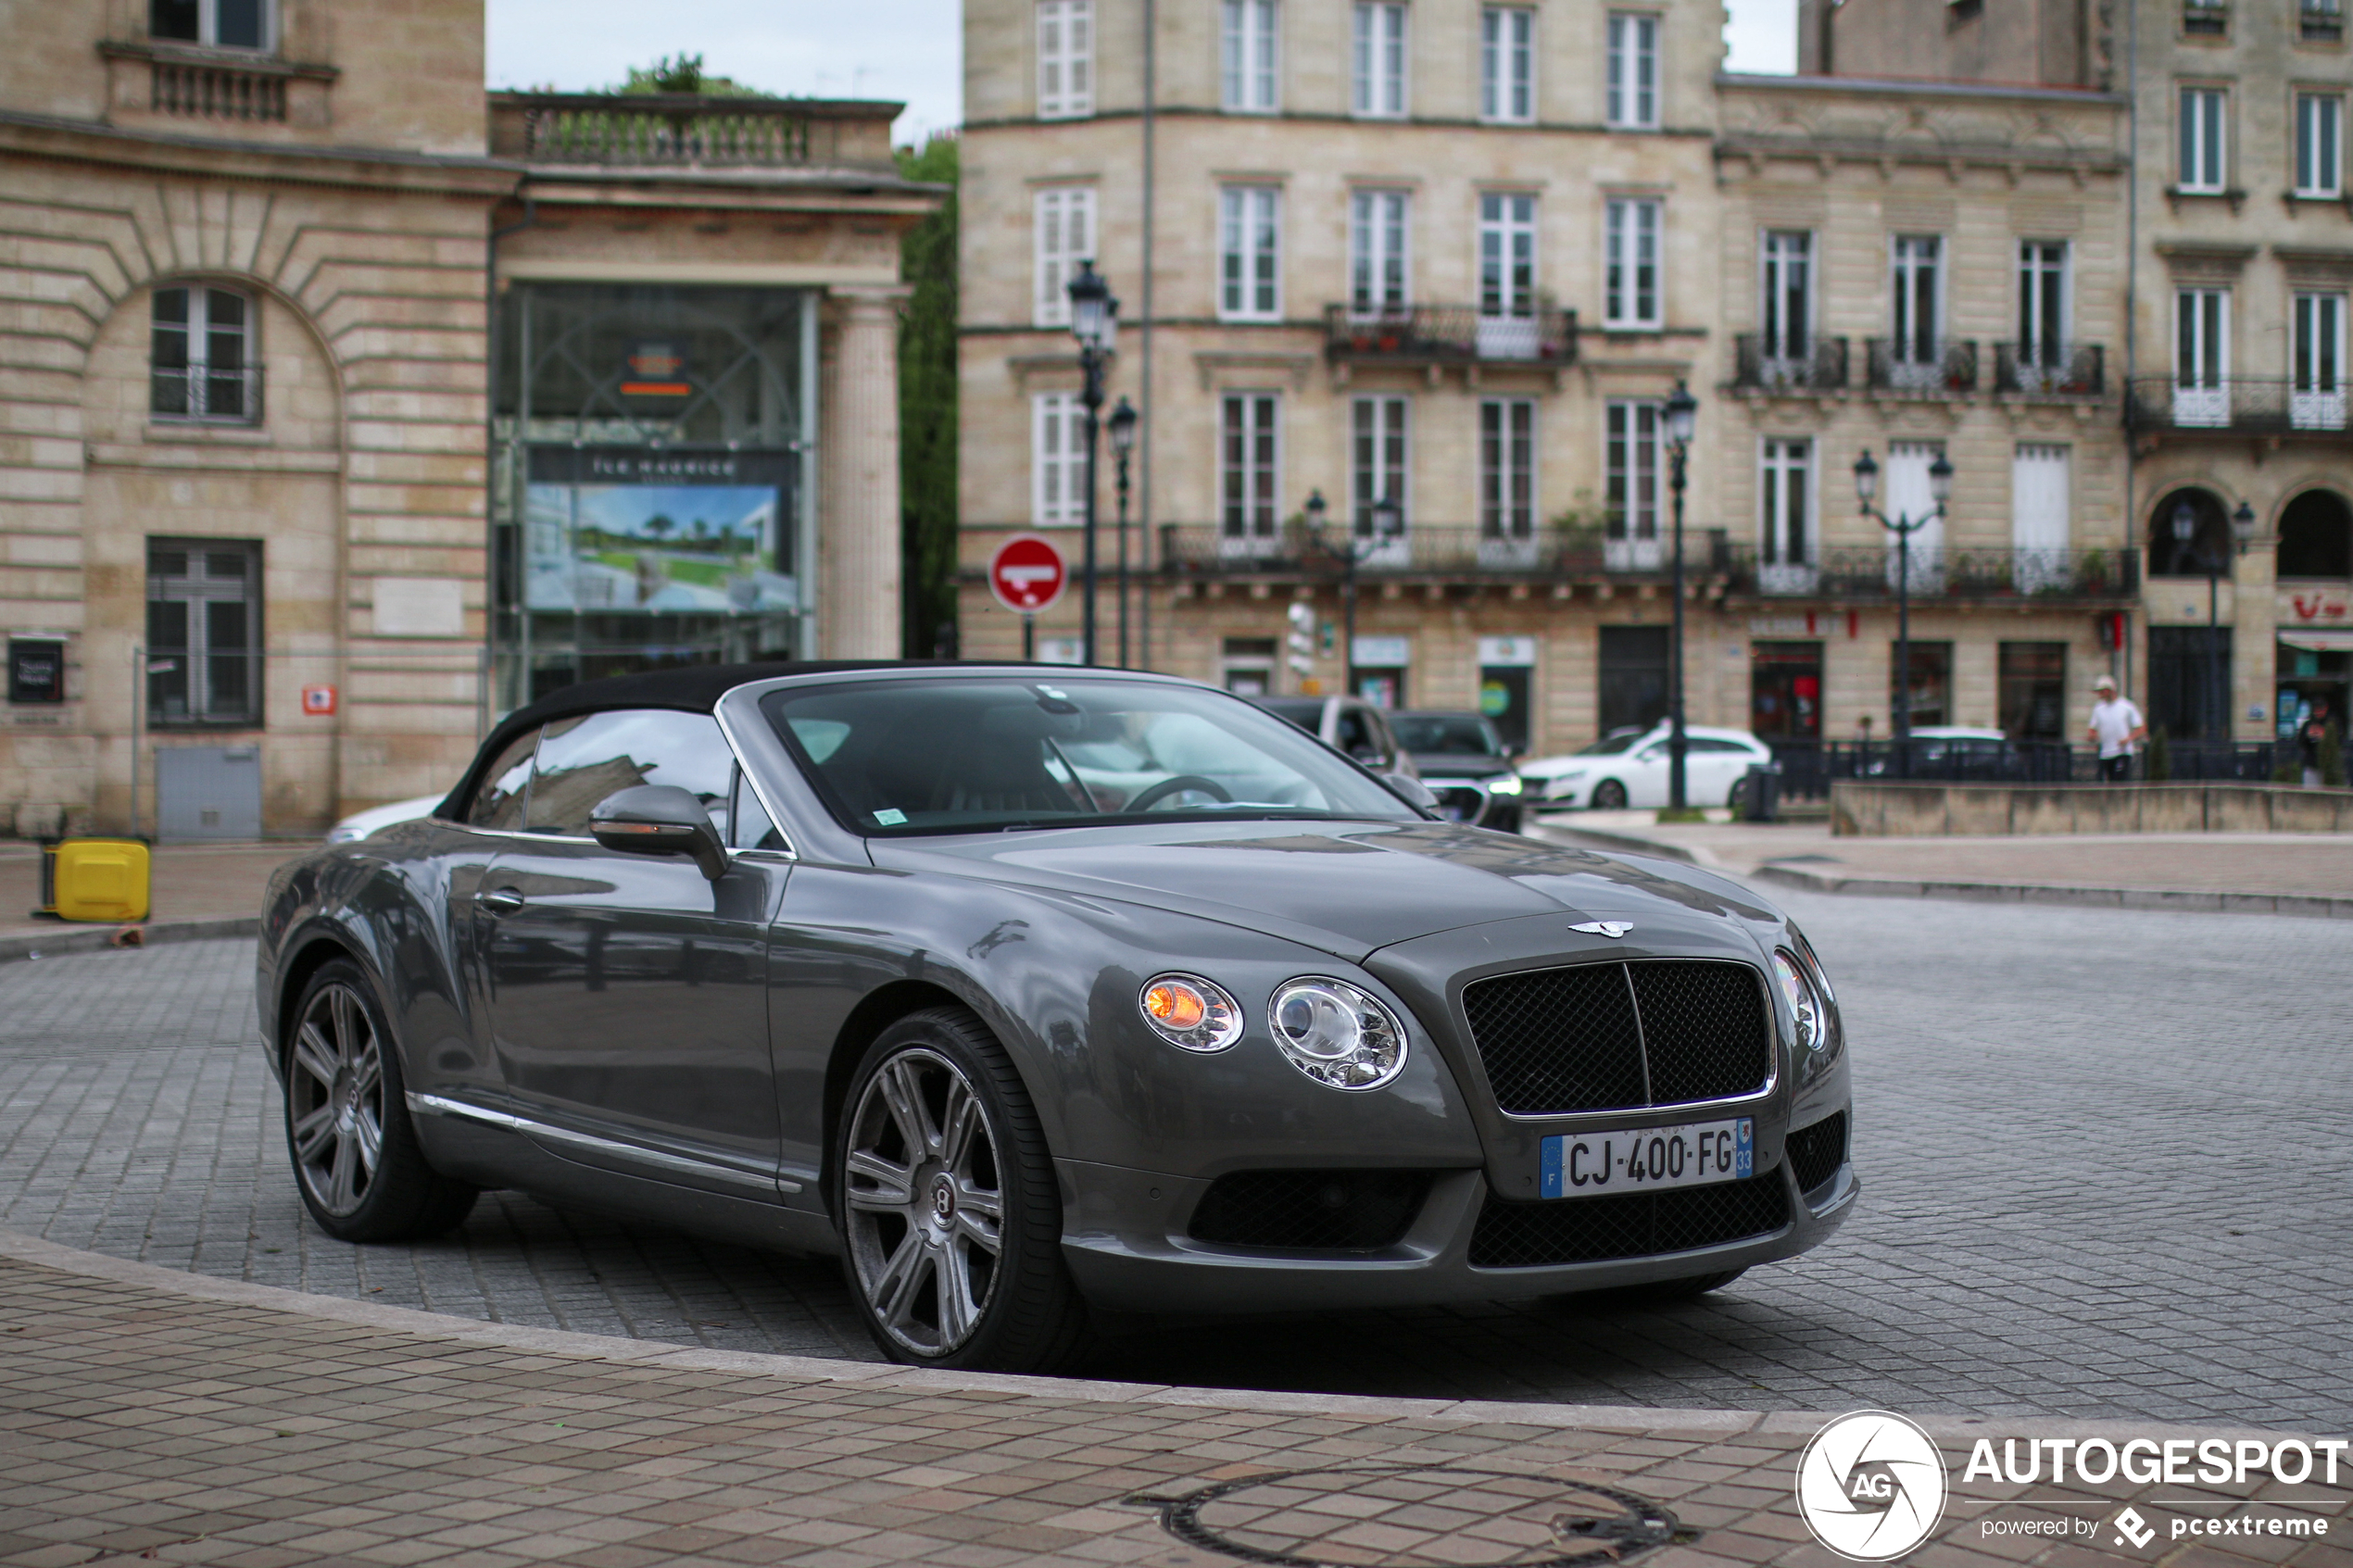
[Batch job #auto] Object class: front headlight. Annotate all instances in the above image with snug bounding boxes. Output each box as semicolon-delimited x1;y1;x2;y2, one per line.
1487;774;1524;796
1268;977;1408;1089
1772;950;1826;1054
1139;972;1244;1052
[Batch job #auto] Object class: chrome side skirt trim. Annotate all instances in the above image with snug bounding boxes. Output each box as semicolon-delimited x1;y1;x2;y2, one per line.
406;1093;803;1194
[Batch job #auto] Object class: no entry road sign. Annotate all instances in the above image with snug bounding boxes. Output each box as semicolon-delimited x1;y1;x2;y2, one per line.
988;533;1068;614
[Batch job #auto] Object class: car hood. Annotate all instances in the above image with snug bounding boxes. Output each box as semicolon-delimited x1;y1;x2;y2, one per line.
865;819;1776;961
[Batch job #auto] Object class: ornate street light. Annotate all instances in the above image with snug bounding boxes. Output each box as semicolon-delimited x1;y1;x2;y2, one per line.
1302;489;1404;696
1065;259;1119;665
1663;381;1698;810
1108;396;1139;667
1856;445;1952;764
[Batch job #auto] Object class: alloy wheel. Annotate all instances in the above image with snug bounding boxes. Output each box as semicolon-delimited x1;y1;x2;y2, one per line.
286;982;385;1218
842;1047;1005;1356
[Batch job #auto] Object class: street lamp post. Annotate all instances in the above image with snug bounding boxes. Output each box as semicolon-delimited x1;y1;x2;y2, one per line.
1305;489;1403;697
1855;446;1953;772
1109;396;1139;667
2175;498;2261;752
1065;260;1118;665
1662;382;1698;811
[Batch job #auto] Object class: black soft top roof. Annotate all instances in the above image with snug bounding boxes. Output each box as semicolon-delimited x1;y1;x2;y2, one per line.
436;659;986;820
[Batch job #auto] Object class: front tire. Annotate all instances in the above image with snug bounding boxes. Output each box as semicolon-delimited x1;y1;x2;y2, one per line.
834;1007;1088;1373
283;960;477;1242
1591;779;1629;810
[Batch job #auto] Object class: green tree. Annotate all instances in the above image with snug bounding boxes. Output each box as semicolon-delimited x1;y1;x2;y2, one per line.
898;133;960;657
617;54;766;97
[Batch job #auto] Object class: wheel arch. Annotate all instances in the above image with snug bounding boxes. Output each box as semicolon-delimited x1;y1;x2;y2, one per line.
819;978;1007;1220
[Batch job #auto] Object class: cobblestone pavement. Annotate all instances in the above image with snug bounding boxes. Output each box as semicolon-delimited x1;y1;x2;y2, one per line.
3;1242;2343;1568
3;889;2349;1427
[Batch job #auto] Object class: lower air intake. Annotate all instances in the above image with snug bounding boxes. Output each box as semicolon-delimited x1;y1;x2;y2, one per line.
1468;1173;1791;1269
1188;1169;1434;1251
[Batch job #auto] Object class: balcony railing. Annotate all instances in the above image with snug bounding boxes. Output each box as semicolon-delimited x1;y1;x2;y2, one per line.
487;92;900;169
1768;737;2278;797
1731;334;1849;393
1160;523;1640;579
2126;378;2353;435
1865;338;1979;395
149;365;263;424
1324;305;1579;368
1994;341;2106;398
1722;545;2140;602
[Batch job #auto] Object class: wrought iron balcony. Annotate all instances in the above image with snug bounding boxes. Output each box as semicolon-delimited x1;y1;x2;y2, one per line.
1865;338;1979;395
1994;342;2106;398
1731;335;1849;393
1721;545;2140;602
1324;305;1579;369
2126;378;2353;436
488;92;898;169
1158;523;1639;579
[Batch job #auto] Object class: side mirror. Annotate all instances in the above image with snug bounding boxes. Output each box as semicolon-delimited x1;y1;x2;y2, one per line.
589;784;728;883
1382;772;1440;811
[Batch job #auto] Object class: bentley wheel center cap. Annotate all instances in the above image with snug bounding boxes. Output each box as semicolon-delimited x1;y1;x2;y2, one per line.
930;1176;957;1223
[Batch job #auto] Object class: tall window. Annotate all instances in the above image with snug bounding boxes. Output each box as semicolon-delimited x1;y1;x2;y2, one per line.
2174;286;2230;425
2011;444;2070;591
1223;0;1279;112
1478;399;1537;540
1038;0;1093;118
2297;94;2343;198
1353;2;1407;117
1220;394;1282;546
1219;185;1282;320
1351;396;1410;534
147;540;260;727
1890;234;1941;365
1759;438;1812;568
1351;189;1410;314
1032;393;1088;525
1604;198;1662;329
1478;193;1537;357
2018;240;2069;367
1480;8;1534;123
1604;401;1663;570
1760;231;1811;362
1033;187;1095;328
151;286;255;423
2179;87;2227;192
2293;292;2347;430
1605;14;1660;130
149;0;269;49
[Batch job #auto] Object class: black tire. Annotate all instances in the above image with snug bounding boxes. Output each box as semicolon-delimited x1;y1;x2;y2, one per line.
1591;779;1629;810
283;959;477;1242
833;1006;1089;1374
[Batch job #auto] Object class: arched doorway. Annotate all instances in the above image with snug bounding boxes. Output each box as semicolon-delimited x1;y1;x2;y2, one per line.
2278;489;2353;579
2148;486;2233;578
2145;487;2236;743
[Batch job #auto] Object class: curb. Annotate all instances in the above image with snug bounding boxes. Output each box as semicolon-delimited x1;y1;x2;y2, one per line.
0;915;258;965
1746;862;2353;920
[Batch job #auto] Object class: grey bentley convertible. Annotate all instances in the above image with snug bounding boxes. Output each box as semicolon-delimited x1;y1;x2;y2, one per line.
259;661;1856;1372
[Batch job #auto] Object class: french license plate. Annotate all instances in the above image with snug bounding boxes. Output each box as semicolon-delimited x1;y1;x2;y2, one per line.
1539;1117;1752;1198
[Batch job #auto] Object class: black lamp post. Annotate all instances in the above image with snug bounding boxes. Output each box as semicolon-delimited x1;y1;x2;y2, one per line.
1108;396;1139;667
2175;498;2260;746
1065;259;1118;665
1856;445;1953;765
1305;489;1404;697
1662;381;1698;811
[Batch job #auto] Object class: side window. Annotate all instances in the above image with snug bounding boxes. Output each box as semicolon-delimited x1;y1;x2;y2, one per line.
526;709;736;837
465;727;540;830
729;764;787;852
1335;709;1377;759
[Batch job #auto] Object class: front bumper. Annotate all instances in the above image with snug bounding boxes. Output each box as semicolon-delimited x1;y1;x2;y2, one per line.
1056;1133;1856;1314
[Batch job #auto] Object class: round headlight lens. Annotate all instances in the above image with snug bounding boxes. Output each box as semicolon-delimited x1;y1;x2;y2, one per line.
1773;950;1825;1053
1267;978;1408;1090
1139;973;1243;1052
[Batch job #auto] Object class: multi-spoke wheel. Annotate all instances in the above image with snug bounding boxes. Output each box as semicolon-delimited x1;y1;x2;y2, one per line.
1591;779;1629;811
282;959;476;1242
834;1009;1088;1372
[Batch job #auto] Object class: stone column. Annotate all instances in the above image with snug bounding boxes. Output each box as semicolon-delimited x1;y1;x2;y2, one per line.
2233;533;2278;743
819;286;910;659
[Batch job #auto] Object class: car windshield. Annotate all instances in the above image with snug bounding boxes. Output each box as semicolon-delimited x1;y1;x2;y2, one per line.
1391;714;1502;756
1575;731;1647;756
761;677;1422;836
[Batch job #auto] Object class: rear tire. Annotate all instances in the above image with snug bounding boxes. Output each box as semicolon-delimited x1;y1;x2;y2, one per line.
1591;779;1629;811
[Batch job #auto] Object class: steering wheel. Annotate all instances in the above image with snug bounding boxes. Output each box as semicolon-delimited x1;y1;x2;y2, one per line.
1125;774;1235;811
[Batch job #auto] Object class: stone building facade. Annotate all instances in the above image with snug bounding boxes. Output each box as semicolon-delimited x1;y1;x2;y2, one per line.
1;2;936;838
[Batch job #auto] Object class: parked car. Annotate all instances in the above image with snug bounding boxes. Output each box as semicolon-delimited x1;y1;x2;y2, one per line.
259;662;1855;1374
1526;725;1776;810
324;794;445;844
1860;726;2022;781
1388;710;1527;832
1247;694;1421;780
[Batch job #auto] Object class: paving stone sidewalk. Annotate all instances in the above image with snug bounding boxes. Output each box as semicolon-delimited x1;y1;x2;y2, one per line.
2;1236;2346;1568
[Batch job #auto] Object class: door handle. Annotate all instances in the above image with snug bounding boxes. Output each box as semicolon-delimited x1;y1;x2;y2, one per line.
477;888;526;913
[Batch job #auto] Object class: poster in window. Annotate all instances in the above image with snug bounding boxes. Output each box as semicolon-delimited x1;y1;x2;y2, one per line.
524;447;798;613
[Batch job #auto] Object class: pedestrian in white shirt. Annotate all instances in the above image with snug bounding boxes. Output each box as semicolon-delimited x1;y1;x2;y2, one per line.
2086;674;2145;783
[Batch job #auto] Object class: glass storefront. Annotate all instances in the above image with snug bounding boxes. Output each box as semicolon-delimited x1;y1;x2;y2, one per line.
491;283;814;710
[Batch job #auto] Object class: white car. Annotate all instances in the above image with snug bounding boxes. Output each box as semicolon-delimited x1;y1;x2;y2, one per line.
324;793;445;844
1524;724;1775;810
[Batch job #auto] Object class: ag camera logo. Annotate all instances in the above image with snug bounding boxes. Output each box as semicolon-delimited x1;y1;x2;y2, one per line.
1796;1411;1949;1562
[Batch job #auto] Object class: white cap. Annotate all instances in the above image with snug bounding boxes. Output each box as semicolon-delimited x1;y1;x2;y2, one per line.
2094;674;2118;691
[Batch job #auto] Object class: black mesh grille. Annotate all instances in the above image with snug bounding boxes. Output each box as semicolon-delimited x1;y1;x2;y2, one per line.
1461;959;1773;1115
1468;1173;1792;1269
1629;962;1775;1105
1188;1170;1434;1251
1786;1111;1848;1195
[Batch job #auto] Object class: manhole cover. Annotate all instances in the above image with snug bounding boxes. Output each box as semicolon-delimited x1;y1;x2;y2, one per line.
1132;1465;1686;1568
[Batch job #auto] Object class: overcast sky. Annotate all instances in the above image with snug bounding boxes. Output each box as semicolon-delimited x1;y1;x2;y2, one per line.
486;0;1796;147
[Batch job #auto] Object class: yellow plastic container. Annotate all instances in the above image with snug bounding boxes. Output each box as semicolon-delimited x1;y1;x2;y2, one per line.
41;838;151;923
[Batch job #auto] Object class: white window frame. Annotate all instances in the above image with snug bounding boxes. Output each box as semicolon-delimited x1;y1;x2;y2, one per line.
2297;92;2344;198
1604;400;1664;571
1889;233;1944;378
1478;193;1539;357
1033;186;1097;328
1604;198;1662;330
1480;7;1535;124
1351;395;1411;564
1759;230;1812;364
1219;185;1282;321
1478;398;1538;544
1758;437;1815;583
150;284;257;424
2011;444;2072;592
2180;86;2228;193
2017;239;2070;367
1351;188;1411;315
1037;0;1094;119
1223;0;1280;113
150;0;274;51
1353;2;1408;118
1220;393;1283;552
2293;292;2347;430
2173;286;2231;426
1606;13;1660;131
1032;392;1088;526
